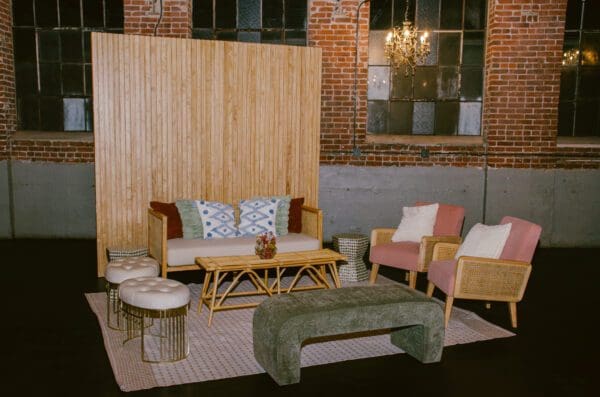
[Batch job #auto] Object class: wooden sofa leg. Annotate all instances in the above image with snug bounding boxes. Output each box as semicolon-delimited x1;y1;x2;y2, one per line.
408;271;417;289
508;302;518;328
444;296;454;327
426;282;435;297
369;263;380;285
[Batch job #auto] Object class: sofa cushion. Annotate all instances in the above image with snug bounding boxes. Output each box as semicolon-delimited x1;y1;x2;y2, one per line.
197;200;239;239
238;198;279;236
175;200;204;239
167;233;321;266
150;201;183;239
288;197;304;233
253;195;291;237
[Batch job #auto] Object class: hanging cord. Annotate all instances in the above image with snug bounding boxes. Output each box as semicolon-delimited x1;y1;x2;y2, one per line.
404;0;410;21
352;0;371;158
153;0;164;37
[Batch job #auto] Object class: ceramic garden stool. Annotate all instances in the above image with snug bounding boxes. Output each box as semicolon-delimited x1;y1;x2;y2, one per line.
119;277;190;363
332;233;370;282
105;256;159;330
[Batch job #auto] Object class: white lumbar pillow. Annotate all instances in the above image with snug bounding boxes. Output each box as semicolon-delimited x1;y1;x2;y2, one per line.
391;203;439;243
454;222;512;260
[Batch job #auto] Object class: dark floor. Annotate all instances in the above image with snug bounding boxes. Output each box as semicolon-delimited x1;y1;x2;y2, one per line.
1;239;598;396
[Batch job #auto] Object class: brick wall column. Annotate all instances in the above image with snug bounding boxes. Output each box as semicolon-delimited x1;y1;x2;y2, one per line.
483;0;565;168
124;0;192;38
0;0;15;160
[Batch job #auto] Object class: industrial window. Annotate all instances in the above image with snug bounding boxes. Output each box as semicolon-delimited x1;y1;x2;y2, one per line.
12;0;123;132
192;0;307;46
367;0;486;136
559;0;600;137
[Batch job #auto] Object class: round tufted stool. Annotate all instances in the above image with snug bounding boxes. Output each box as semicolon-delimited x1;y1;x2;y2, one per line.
105;256;159;330
119;277;190;363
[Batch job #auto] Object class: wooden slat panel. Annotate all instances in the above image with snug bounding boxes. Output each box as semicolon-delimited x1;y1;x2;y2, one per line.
93;33;322;276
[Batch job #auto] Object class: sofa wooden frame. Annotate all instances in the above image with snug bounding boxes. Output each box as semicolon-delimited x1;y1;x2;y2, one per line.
148;205;323;278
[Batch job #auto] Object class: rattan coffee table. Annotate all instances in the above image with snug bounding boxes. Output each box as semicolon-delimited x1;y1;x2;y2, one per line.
196;249;346;326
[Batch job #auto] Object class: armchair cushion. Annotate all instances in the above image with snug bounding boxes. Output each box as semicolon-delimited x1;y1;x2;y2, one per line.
417;202;465;236
454;223;512;260
369;241;420;271
427;259;458;295
392;203;439;243
500;216;542;262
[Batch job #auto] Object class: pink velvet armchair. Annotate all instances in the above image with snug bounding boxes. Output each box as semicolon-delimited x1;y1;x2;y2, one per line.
427;216;542;328
369;203;465;289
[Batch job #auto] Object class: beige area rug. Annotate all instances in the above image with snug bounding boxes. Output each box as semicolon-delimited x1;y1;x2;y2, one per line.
86;276;514;392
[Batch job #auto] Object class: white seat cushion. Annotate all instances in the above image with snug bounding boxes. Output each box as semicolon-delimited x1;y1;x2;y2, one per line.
105;256;159;284
119;277;190;310
167;233;321;266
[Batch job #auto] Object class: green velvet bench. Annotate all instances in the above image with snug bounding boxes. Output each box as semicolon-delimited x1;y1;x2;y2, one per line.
252;284;445;385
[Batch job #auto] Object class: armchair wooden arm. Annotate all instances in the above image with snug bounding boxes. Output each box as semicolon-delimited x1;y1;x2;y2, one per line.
148;209;168;277
370;228;396;247
301;205;323;248
454;256;532;302
418;236;462;272
432;242;460;261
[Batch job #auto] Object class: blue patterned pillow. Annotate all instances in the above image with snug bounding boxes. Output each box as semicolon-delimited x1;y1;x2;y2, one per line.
196;201;239;239
238;198;280;236
253;195;291;236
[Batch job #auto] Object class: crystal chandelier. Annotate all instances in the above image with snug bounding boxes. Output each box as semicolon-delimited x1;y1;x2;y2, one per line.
384;1;430;76
562;48;580;66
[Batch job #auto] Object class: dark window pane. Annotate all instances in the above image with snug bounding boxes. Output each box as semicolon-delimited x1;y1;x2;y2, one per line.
464;0;486;30
412;101;434;134
40;96;63;130
579;67;600;99
562;31;580;65
238;31;260;43
462;31;484;65
581;33;600;66
285;0;306;29
416;0;440;30
63;98;86;131
437;66;459;98
558;101;574;136
389;101;413;134
583;0;600;30
367;101;389;133
261;31;283;44
39;31;60;62
193;0;213;28
39;63;61;95
263;0;283;28
575;100;600;136
391;71;412;98
85;98;94;131
61;31;83;62
285;30;306;46
105;0;124;28
460;67;483;100
35;0;59;27
440;0;462;29
13;0;35;26
414;67;437;99
15;63;38;95
394;0;415;25
85;64;93;95
14;29;36;62
238;0;260;29
434;101;459;135
62;64;84;95
60;0;81;27
19;96;40;130
560;68;576;101
83;0;104;27
83;32;91;62
193;29;214;39
216;31;237;41
215;0;236;29
439;33;460;65
565;0;582;30
370;0;392;30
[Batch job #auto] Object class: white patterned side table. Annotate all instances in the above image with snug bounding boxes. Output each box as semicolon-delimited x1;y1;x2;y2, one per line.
332;233;370;282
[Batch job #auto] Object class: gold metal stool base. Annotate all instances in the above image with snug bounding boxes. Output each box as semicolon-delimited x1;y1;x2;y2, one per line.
106;282;124;330
122;302;189;363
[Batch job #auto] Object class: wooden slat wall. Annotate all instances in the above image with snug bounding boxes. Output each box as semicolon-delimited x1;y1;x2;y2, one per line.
93;33;322;276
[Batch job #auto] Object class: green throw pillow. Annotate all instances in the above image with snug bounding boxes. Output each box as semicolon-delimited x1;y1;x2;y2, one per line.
175;200;204;239
253;195;291;236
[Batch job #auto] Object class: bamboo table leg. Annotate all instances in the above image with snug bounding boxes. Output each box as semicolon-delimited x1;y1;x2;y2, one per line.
207;270;220;327
328;261;341;288
198;270;212;313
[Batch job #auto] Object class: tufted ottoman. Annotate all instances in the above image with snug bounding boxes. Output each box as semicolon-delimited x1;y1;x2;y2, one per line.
105;256;159;330
119;277;190;363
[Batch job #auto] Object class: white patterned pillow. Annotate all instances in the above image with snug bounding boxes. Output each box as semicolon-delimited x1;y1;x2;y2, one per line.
238;198;280;236
454;223;512;260
195;200;239;239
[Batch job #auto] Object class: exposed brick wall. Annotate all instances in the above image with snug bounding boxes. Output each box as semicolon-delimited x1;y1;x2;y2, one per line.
10;139;94;163
0;0;15;161
124;0;191;37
